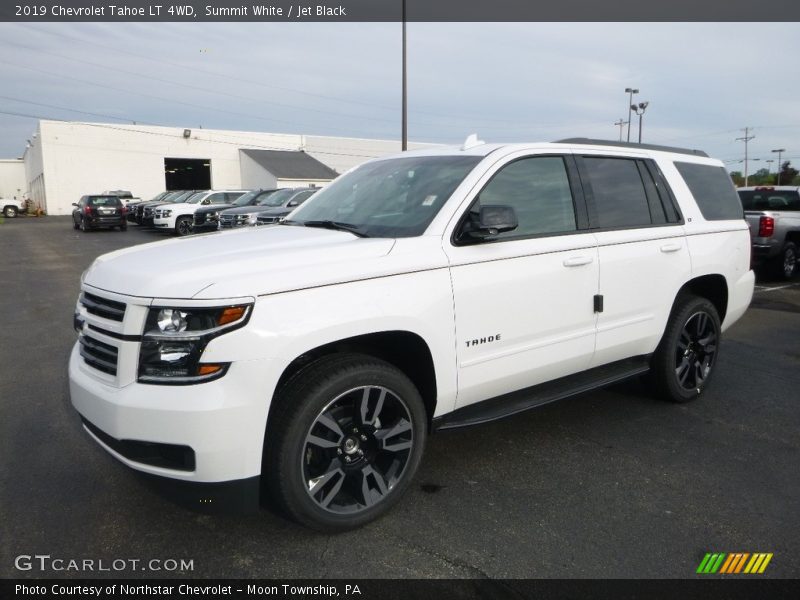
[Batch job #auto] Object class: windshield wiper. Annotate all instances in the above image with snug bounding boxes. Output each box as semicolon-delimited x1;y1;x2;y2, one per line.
292;220;370;238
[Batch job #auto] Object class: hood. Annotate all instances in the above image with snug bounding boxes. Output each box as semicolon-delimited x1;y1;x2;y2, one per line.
83;225;399;299
256;207;291;216
195;203;235;214
220;205;277;215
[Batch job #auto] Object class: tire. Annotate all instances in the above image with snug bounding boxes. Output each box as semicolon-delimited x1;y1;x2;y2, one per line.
175;216;192;236
79;218;87;232
265;353;427;532
73;219;79;230
773;242;797;281
3;206;17;218
650;294;721;403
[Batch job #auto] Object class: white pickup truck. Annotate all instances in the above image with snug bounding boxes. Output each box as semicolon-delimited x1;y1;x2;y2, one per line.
1;196;26;218
69;137;754;531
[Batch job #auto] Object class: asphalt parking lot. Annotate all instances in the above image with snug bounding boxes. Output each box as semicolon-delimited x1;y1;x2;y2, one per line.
1;216;799;579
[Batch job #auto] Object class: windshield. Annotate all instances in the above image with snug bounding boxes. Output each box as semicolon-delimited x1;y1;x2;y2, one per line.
287;155;482;237
168;191;196;203
233;189;271;206
739;189;800;211
259;188;296;207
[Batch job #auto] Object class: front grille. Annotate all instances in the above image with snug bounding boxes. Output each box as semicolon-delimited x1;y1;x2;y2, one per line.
144;207;154;218
81;292;126;321
257;216;279;225
79;335;119;376
220;214;235;227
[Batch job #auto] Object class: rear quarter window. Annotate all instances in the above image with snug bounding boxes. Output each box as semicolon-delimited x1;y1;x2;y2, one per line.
674;162;743;221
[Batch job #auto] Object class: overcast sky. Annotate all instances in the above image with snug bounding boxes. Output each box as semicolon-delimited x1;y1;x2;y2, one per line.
1;22;798;172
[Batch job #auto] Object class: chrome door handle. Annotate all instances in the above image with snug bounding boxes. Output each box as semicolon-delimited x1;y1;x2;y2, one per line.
660;243;682;253
563;256;593;267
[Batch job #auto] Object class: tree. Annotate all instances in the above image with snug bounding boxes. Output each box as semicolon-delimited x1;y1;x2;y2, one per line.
778;161;799;186
729;171;744;187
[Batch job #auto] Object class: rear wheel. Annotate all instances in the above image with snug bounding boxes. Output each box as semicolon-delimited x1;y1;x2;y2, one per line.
265;354;427;532
79;218;87;232
176;216;192;236
774;242;797;280
650;294;721;403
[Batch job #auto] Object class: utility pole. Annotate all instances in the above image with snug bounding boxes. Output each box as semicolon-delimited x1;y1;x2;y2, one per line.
614;118;627;142
401;0;407;151
736;127;755;186
772;148;786;184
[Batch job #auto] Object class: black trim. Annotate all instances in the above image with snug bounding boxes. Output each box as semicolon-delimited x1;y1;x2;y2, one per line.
82;417;196;471
81;292;125;321
88;324;141;342
555;138;709;157
433;355;650;431
593;294;604;313
644;160;684;224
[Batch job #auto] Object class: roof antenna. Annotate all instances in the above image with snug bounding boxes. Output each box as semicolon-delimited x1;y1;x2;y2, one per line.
461;133;484;150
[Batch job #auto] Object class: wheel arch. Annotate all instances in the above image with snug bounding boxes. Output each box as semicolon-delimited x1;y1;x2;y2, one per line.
676;274;728;323
268;330;438;428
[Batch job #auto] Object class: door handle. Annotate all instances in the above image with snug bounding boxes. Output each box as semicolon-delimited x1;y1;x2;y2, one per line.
562;256;593;267
660;243;682;253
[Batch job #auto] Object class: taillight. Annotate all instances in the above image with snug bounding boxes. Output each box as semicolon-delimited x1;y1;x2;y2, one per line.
84;206;92;216
758;216;775;238
121;206;128;215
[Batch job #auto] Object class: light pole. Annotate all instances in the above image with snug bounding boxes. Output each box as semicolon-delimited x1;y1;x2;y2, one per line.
625;87;639;142
614;118;627;142
401;0;407;151
630;101;649;144
766;159;775;182
772;148;786;184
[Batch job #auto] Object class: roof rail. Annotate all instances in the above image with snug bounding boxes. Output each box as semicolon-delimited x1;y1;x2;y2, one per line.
554;138;709;158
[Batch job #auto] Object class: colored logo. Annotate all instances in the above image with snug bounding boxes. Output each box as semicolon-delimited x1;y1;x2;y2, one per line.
697;553;773;574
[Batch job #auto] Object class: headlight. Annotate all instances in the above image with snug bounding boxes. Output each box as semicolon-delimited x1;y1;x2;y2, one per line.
246;213;259;225
162;209;172;218
137;304;251;385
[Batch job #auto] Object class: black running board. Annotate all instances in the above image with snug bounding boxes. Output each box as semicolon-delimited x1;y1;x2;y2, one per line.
432;355;651;431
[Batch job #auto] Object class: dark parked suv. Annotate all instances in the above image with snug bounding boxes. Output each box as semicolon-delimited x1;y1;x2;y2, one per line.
220;187;316;228
72;195;127;231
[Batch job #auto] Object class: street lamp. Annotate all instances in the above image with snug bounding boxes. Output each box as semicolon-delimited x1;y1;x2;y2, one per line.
625;87;639;142
630;101;649;144
772;148;786;184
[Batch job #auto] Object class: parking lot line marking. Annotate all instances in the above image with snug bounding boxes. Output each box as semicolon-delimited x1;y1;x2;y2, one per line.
754;283;800;293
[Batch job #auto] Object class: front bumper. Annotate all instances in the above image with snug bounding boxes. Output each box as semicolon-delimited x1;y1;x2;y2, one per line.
69;343;274;485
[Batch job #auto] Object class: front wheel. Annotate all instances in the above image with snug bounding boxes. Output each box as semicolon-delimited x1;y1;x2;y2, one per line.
4;206;18;218
265;354;427;532
175;216;192;236
650;294;721;403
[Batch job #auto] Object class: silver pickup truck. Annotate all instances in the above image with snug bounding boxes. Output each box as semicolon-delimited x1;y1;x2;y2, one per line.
738;186;800;280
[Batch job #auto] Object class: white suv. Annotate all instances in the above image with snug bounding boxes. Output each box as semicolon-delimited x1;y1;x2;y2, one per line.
153;190;248;236
69;138;754;531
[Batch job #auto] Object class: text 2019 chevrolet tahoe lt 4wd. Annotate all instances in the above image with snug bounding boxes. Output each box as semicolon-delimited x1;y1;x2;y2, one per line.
69;138;754;531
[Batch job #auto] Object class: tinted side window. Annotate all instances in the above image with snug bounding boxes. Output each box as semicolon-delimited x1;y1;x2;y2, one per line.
208;193;228;204
675;162;743;220
583;157;652;228
471;156;577;240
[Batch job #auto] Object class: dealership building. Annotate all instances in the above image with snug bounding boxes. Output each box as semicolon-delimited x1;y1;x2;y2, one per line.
14;120;433;216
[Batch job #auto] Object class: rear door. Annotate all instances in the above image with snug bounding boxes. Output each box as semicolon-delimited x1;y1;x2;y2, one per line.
575;154;690;366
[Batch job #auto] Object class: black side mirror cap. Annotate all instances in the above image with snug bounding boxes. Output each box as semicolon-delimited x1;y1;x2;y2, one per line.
466;205;518;239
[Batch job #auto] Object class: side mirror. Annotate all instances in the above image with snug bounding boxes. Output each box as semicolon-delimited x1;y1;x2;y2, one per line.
72;203;79;207
202;199;210;205
287;200;298;208
465;205;518;239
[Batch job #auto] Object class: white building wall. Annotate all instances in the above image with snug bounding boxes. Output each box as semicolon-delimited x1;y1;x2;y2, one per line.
239;152;278;190
23;121;441;216
0;159;26;200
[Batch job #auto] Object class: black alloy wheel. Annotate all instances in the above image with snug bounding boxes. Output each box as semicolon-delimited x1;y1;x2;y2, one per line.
650;294;721;403
265;354;427;531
